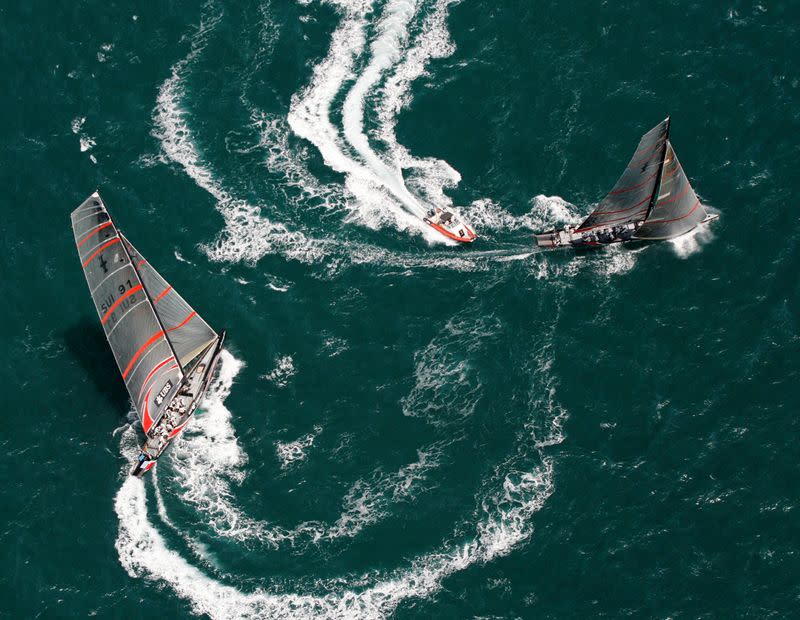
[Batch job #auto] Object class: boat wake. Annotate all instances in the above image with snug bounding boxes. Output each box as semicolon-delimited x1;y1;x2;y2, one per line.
150;1;648;278
114;315;567;618
286;0;462;242
152;6;326;266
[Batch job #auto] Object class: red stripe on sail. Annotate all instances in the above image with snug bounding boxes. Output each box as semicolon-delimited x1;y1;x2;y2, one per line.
591;194;652;216
77;221;113;247
609;171;658;195
153;286;172;304
122;330;165;379
82;238;119;268
138;356;176;401
654;183;690;206
642;200;701;225
101;284;143;324
629;139;666;168
167;311;197;332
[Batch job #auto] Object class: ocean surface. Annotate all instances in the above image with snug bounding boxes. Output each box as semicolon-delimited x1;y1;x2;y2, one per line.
1;1;799;617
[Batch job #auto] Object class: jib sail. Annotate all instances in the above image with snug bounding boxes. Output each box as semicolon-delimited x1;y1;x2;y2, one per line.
71;193;183;434
577;118;670;232
120;236;217;370
635;141;708;239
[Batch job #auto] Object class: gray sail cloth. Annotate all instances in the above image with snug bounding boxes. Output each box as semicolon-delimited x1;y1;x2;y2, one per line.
635;142;708;239
577;119;670;232
120;236;217;369
71;193;183;433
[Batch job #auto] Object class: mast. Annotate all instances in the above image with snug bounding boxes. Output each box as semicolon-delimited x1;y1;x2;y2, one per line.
118;231;182;376
642;116;671;223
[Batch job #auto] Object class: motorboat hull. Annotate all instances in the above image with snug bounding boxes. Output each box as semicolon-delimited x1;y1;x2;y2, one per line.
424;218;477;243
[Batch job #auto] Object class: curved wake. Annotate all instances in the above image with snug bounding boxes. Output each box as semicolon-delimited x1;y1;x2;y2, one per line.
115;343;564;619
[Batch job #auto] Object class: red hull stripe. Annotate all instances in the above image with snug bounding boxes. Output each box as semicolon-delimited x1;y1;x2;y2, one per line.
427;222;476;243
153;286;172;304
170;420;189;438
122;330;165;380
167;311;197;332
77;221;113;247
82;238;120;268
101;284;143;324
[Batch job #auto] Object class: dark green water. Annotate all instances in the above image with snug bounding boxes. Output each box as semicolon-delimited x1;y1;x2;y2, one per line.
2;1;799;617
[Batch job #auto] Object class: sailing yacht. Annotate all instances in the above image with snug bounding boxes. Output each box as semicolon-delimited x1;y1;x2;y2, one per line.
535;118;717;249
71;192;225;477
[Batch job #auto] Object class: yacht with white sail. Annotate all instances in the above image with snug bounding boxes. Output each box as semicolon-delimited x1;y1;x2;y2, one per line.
424;207;477;243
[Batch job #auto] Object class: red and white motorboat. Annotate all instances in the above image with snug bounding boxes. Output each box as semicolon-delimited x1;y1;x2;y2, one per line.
423;207;477;243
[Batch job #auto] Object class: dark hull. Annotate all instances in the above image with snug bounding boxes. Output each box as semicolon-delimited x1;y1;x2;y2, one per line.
130;331;226;477
535;214;717;251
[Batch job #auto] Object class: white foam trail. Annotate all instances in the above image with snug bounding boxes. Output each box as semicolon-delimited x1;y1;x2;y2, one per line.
340;0;428;218
114;326;567;619
467;195;581;234
373;0;465;214
152;8;324;265
668;214;715;259
115;448;556;620
167;352;442;547
288;0;443;241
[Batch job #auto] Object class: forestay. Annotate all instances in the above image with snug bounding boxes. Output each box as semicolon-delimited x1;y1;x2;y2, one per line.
71;193;182;433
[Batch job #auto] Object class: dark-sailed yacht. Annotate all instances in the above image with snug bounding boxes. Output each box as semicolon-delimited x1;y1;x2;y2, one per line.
535;118;717;249
71;192;225;477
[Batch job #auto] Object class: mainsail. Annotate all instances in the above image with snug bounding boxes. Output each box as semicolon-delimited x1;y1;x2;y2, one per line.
71;192;217;433
577;118;670;232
